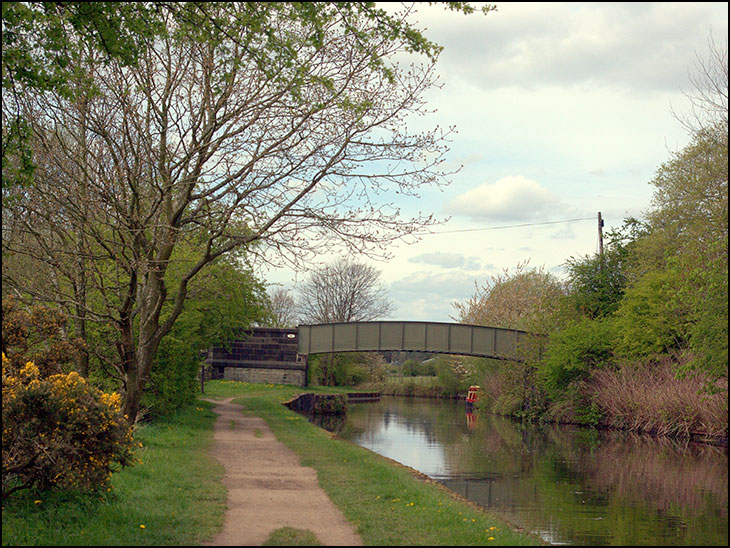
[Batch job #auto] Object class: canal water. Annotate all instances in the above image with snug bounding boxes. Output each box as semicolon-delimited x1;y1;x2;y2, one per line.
315;395;728;546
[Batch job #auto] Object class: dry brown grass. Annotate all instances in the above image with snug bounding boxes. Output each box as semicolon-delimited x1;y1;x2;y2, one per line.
590;356;728;440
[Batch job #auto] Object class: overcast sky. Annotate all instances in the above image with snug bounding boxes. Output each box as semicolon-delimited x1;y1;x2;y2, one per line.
260;1;728;324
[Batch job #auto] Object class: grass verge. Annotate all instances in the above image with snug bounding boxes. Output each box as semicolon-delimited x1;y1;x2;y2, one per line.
1;403;225;546
262;527;323;546
2;380;542;545
203;380;541;546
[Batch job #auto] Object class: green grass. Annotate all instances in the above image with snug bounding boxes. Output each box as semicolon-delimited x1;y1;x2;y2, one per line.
213;381;541;546
2;380;541;546
262;527;323;546
1;403;225;546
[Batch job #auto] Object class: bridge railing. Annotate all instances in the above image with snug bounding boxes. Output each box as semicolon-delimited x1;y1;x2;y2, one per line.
297;321;541;362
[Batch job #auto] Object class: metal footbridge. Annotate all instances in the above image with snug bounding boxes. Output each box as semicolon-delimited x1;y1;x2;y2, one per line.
298;321;539;362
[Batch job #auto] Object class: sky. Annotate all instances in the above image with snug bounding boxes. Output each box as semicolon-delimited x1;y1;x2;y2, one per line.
259;2;728;324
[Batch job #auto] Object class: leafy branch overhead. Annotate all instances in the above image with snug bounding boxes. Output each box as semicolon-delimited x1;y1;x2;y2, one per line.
2;2;492;423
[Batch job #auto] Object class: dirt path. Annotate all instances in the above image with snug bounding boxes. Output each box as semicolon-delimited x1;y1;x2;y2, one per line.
203;398;364;546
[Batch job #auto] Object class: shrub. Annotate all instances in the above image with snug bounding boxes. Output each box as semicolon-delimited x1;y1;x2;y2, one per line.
538;317;617;398
612;269;687;358
1;296;81;376
2;353;137;500
142;334;200;418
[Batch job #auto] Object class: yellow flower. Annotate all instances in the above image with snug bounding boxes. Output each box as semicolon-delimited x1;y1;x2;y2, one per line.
34;500;42;504
140;524;146;529
488;537;495;541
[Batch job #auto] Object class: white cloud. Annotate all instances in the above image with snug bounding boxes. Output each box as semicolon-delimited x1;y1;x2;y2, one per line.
408;252;483;270
419;2;728;93
388;271;482;321
444;175;570;221
256;3;727;325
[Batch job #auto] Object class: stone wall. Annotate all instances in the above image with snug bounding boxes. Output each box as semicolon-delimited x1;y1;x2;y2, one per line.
207;327;307;387
223;366;306;386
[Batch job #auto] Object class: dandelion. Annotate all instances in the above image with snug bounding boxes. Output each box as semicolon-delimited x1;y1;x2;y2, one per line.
34;500;42;504
488;537;495;541
140;524;146;529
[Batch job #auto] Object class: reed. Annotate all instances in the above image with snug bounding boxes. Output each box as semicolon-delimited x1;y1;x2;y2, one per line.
590;357;728;440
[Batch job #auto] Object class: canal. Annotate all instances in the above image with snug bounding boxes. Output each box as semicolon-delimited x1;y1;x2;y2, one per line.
315;395;728;546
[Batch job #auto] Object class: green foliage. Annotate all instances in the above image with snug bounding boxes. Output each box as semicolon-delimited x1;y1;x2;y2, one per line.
307;353;371;387
401;358;419;377
143;335;200;418
144;253;271;417
434;355;470;394
563;220;647;319
612;269;688;359
635;124;728;383
681;240;728;388
539;318;617;398
401;358;437;377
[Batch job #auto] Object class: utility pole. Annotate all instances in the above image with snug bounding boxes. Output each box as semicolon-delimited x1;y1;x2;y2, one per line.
597;211;604;258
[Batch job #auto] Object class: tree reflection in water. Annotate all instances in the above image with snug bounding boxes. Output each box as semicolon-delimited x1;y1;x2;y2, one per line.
329;396;728;546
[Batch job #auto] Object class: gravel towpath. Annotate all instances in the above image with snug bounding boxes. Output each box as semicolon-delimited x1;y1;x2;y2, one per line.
203;398;364;546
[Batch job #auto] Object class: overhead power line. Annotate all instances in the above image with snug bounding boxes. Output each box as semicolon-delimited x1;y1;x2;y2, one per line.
421;216;595;235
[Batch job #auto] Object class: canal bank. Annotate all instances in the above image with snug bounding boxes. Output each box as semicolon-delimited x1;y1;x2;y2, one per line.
202;381;543;546
331;395;729;546
360;378;728;447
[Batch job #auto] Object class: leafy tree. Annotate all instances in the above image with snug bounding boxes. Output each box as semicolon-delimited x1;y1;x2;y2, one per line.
611;269;689;359
2;3;491;421
563;218;648;319
2;2;493;195
638;123;728;385
453;261;565;333
144;250;271;417
538;317;617;399
453;262;563;417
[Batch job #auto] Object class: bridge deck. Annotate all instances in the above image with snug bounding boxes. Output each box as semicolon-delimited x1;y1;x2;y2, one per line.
298;321;536;361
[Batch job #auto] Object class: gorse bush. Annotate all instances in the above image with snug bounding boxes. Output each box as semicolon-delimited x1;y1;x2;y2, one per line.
2;296;81;376
2;353;137;500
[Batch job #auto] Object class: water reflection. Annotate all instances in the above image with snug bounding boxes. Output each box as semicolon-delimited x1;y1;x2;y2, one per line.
327;396;728;546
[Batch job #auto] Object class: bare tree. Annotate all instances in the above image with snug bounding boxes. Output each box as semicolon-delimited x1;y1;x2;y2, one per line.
267;286;298;328
672;33;728;138
2;5;456;422
297;258;394;324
